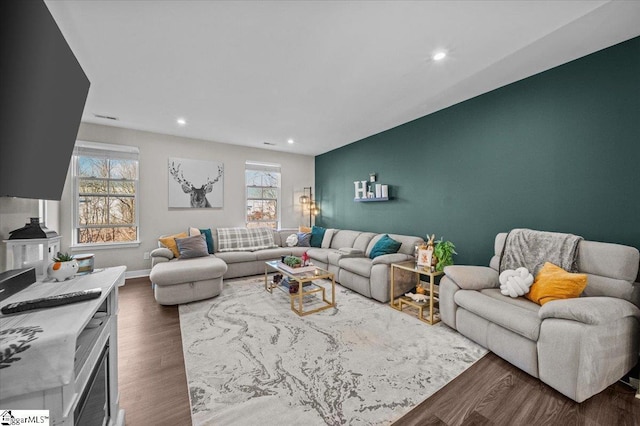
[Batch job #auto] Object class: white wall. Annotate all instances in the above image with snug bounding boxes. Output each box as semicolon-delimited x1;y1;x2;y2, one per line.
59;123;315;274
44;200;60;235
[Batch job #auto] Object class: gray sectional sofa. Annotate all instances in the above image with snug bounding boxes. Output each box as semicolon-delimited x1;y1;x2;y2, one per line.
440;232;640;402
305;229;424;302
151;227;424;304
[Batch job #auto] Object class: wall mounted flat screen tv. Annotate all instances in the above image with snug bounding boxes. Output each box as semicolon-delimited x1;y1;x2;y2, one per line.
0;0;90;200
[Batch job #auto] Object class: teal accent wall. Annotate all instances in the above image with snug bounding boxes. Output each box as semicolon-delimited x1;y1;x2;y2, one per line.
316;36;640;267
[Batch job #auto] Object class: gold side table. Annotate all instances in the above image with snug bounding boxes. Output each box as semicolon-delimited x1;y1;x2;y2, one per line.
390;261;443;324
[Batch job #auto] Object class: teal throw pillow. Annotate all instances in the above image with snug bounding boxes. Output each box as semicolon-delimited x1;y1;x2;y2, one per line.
369;234;402;259
200;228;215;254
310;226;326;248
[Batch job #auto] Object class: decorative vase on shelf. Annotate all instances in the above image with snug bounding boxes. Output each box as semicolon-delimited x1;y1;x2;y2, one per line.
423;234;436;271
47;252;79;282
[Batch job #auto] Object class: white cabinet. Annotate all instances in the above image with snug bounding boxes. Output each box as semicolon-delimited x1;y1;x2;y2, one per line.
0;267;126;426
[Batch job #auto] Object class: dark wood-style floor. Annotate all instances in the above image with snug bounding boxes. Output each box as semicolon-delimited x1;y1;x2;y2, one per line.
117;277;191;425
118;277;640;426
394;354;640;426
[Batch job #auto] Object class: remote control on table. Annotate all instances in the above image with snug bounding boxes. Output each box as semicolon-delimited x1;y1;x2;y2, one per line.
1;288;103;315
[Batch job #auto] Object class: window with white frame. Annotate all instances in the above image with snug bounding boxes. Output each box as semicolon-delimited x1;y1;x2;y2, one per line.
72;141;139;246
245;161;281;229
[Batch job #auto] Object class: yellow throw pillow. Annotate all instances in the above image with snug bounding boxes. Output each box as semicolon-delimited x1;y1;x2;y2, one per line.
526;262;587;305
158;232;188;258
299;226;312;233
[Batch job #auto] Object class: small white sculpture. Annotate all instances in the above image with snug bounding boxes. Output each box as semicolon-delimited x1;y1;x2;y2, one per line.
47;260;79;282
405;292;429;302
499;267;534;298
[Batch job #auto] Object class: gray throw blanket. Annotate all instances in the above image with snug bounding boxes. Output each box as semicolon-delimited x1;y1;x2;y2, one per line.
499;228;583;275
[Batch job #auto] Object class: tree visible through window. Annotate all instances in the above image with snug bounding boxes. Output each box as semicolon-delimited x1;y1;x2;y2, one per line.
246;162;281;229
73;142;139;245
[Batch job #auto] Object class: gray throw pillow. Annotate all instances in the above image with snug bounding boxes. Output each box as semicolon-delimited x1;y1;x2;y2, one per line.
175;234;209;259
297;232;311;247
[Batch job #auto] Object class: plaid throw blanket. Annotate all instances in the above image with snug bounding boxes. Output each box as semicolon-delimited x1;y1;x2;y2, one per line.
217;227;277;252
500;228;582;275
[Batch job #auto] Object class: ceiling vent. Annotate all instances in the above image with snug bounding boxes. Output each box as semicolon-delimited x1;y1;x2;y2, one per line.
93;113;119;121
263;142;275;146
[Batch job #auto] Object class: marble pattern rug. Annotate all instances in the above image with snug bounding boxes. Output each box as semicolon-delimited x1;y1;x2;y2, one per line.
179;276;487;425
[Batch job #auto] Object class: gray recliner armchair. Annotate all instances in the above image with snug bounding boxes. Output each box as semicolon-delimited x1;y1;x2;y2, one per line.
440;232;640;402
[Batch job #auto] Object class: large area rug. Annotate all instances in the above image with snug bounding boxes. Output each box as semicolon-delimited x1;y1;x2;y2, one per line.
179;276;487;425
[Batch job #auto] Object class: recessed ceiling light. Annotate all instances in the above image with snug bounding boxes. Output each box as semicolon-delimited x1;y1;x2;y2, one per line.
287;139;294;144
433;51;447;61
177;118;187;126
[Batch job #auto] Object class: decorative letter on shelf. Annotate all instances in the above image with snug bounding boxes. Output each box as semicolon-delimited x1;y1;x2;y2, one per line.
354;181;367;200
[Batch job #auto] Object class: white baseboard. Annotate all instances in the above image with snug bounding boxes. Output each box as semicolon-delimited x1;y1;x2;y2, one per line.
125;269;151;280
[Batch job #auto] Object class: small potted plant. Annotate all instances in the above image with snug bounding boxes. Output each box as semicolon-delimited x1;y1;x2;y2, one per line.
283;255;302;268
434;239;457;272
47;252;79;282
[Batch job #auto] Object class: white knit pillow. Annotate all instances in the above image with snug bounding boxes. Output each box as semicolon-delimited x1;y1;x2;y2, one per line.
286;234;298;247
499;267;534;298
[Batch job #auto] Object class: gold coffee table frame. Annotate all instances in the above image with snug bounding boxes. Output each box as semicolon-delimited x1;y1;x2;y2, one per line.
390;261;443;324
264;261;336;316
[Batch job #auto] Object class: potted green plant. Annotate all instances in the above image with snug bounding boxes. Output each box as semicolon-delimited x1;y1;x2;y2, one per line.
283;255;302;268
434;239;457;272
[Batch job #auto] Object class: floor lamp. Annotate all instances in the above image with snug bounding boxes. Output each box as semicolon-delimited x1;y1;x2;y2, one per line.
299;187;319;228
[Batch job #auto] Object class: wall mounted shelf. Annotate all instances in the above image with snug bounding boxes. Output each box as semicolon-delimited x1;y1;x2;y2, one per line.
354;178;389;200
354;197;389;202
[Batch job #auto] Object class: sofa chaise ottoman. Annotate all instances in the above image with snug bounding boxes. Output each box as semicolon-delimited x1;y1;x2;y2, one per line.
150;255;227;305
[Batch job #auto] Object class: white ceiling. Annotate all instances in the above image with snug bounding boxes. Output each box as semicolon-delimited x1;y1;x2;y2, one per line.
45;1;640;157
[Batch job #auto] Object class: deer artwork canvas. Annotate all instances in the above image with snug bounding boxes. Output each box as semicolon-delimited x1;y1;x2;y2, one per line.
168;158;224;208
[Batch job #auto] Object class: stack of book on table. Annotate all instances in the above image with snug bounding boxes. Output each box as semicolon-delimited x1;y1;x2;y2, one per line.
280;276;313;293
